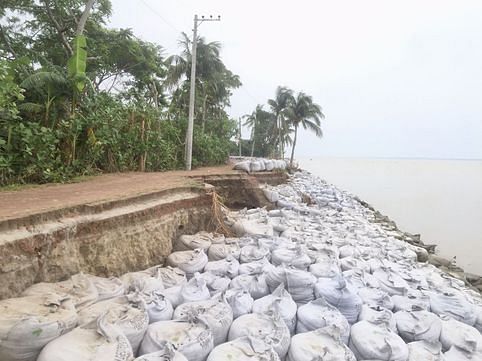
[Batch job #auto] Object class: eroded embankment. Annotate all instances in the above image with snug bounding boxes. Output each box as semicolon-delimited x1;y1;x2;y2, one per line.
0;171;286;300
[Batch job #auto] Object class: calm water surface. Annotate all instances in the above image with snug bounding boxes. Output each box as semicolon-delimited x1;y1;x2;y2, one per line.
299;157;482;274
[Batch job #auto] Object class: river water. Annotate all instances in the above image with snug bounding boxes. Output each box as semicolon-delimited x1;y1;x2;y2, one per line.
299;157;482;275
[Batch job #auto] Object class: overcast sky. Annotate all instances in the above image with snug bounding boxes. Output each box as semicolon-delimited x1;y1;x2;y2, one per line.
108;0;482;159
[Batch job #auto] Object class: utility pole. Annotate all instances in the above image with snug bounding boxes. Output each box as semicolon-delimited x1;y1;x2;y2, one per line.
238;117;242;157
185;14;221;170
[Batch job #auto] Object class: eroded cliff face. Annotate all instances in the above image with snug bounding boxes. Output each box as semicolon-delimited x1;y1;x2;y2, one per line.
0;171;289;300
0;189;213;299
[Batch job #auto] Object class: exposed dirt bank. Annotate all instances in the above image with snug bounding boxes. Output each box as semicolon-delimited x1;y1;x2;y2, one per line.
0;167;287;300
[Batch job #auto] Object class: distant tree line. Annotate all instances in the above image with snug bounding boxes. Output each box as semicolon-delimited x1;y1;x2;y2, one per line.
242;86;325;166
0;0;241;186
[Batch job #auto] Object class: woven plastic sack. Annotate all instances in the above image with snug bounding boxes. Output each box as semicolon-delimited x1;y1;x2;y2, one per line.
228;311;290;359
160;284;185;309
208;242;240;261
0;294;77;361
120;271;164;294
21;273;98;310
134;341;187;360
239;258;270;275
439;316;482;353
358;305;397;331
314;276;362;323
139;318;214;361
225;288;254;319
140;290;174;323
287;326;356;361
444;345;482;361
196;272;231;296
173;295;233;346
394;310;442;343
145;266;186;288
37;314;133;361
204;255;240;279
296;298;350;344
230;274;269;299
174;233;212;252
239;245;271;263
265;265;316;304
407;341;445;361
234;161;251;173
271;246;311;269
429;290;477;326
167;249;208;278
391;290;430;312
233;220;274;237
349;320;409;361
180;273;211;303
87;275;125;301
358;286;394;310
252;284;297;334
207;336;280;361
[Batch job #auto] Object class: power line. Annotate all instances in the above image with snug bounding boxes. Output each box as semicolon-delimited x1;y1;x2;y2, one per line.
138;0;181;34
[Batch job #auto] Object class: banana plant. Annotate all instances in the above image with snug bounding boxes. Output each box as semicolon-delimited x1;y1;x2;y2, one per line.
67;35;88;93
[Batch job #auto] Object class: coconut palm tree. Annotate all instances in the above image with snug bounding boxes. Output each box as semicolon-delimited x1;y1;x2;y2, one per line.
267;86;294;158
285;92;324;167
244;104;273;157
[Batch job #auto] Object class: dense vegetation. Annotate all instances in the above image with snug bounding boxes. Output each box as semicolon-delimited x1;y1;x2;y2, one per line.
243;86;325;166
0;0;241;186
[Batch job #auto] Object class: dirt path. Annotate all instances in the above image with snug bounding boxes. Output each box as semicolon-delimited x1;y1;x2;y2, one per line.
0;165;238;222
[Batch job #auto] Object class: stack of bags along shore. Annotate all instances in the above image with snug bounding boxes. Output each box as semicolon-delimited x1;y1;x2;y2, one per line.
1;170;482;361
233;158;288;173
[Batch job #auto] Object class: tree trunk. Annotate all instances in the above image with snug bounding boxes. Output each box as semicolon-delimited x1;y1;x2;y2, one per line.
290;125;298;168
76;0;96;35
250;127;256;157
201;93;208;133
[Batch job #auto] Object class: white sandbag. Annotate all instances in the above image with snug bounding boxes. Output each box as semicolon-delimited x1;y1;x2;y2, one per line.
359;305;397;331
358;287;394;310
87;275;125;301
373;268;409;296
230;274;270;299
444;345;482;361
349;320;409;361
160;284;184;308
296;298;350;343
394;310;442;343
208;242;240;261
228;311;290;359
392;290;431;312
234;161;251;173
167;249;208;278
233;220;274;237
141;290;174;323
134;341;187;360
120;271;164;294
239;245;271;263
407;341;445;361
204;256;240;279
263;189;279;203
343;268;380;289
252;284;297;334
309;260;341;278
174;233;212;252
287;326;356;361
80;295;148;353
271;246;311;269
21;273;98;310
37;314;133;361
429;290;477;326
207;336;280;361
250;161;263;172
146;266;186;288
139;318;214;361
439;316;482;353
265;265;316;304
173;296;233;346
0;294;78;361
180;273;211;303
225;289;254;319
239;257;270;275
264;160;275;171
196;272;231;296
314;276;362;324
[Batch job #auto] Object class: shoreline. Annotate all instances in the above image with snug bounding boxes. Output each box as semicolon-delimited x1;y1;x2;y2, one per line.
300;168;482;292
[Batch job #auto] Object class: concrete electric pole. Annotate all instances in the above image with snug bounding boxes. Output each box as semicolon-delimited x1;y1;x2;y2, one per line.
185;14;221;170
